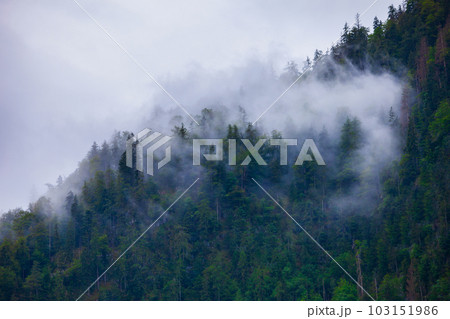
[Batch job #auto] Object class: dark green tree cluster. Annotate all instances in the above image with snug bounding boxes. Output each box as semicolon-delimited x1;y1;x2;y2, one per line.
0;0;448;300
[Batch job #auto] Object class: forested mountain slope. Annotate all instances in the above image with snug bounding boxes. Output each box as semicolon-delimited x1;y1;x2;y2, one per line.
0;0;448;300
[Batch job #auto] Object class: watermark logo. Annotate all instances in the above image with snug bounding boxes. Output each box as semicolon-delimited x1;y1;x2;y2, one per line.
127;130;325;176
193;138;325;166
126;129;172;176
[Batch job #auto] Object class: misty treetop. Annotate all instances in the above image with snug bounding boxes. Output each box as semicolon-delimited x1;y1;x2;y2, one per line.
0;0;449;300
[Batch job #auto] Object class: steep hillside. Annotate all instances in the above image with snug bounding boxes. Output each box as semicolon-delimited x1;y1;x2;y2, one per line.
0;0;448;300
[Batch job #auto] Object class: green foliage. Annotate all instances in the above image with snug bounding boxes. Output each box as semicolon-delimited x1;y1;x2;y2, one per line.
379;274;404;301
332;279;358;301
0;0;448;301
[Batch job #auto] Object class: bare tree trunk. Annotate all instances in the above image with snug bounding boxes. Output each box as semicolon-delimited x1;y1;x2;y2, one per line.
322;278;326;300
374;276;378;300
216;198;219;222
353;241;364;299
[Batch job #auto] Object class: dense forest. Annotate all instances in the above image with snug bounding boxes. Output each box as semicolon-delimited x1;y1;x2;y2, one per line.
0;0;449;300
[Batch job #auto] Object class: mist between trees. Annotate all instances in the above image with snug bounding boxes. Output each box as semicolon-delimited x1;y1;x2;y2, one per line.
0;0;448;301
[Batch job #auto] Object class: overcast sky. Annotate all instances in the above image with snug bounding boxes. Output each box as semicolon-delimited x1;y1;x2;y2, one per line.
0;0;402;212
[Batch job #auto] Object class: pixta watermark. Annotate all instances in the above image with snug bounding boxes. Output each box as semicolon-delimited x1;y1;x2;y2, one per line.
127;129;325;176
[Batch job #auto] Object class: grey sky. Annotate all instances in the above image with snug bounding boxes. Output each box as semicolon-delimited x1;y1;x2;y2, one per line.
0;0;402;212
